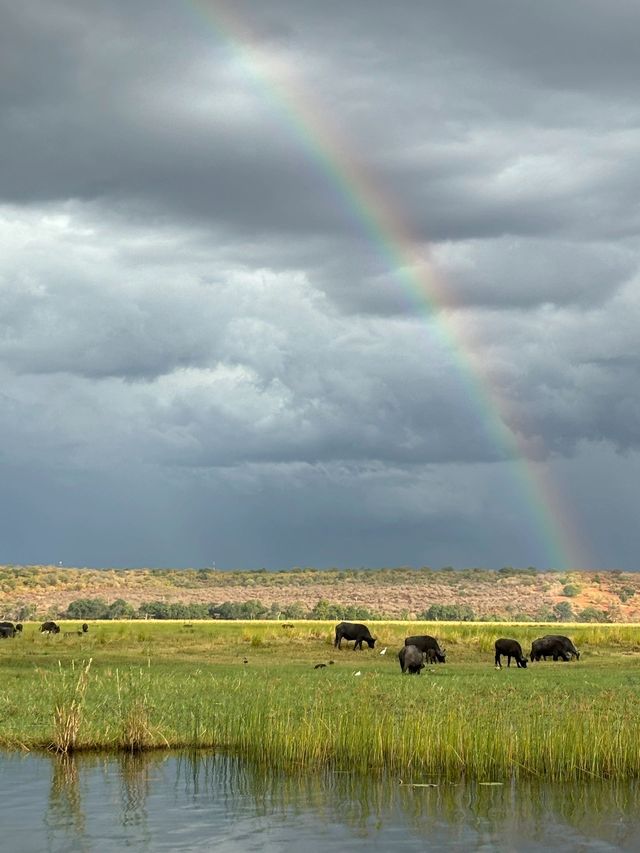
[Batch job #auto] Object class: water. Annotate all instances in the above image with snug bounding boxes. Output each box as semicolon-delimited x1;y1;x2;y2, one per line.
1;751;638;852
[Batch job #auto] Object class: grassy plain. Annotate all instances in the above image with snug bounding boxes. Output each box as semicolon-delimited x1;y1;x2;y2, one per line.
1;620;640;781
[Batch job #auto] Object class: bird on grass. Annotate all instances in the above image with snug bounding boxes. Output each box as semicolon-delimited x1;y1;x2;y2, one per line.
354;671;362;677
379;647;388;655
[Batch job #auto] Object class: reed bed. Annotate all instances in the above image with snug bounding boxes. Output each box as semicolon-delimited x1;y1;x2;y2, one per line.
1;620;640;780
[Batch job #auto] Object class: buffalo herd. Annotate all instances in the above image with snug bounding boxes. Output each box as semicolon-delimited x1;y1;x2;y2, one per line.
0;621;90;638
0;617;583;675
332;621;582;674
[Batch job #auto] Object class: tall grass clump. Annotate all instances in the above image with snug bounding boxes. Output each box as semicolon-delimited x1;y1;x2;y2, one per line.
115;668;156;753
49;659;92;754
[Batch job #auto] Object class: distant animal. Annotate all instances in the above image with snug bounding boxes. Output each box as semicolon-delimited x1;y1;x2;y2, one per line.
82;623;89;633
379;647;388;655
399;644;425;674
404;635;446;663
328;660;335;665
494;638;528;669
334;622;376;651
314;663;327;669
0;621;21;635
542;634;580;660
530;637;570;662
40;621;60;635
281;623;295;629
0;625;16;639
353;671;362;677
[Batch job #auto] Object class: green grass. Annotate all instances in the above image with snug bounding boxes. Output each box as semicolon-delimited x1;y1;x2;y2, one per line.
1;620;640;780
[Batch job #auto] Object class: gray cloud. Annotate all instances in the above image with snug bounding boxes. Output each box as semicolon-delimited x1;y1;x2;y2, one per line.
1;0;639;569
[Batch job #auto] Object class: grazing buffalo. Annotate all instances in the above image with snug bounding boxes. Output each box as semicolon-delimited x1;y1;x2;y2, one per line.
530;637;570;662
494;638;528;668
0;621;21;635
334;622;376;650
404;635;446;663
82;623;89;633
542;634;580;660
399;644;425;674
0;625;15;639
40;621;60;635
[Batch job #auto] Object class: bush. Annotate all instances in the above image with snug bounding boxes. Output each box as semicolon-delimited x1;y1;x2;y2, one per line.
66;598;110;619
618;586;636;603
553;601;574;621
562;584;581;597
107;598;137;619
577;607;612;623
422;604;476;621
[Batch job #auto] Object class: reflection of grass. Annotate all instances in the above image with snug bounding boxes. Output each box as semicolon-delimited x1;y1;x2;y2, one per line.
2;621;640;779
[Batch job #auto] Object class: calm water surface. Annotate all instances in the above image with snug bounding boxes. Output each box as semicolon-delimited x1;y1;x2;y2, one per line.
0;751;638;852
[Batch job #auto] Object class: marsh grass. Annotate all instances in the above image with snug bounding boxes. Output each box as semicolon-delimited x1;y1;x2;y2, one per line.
2;621;640;779
115;669;156;753
50;659;92;754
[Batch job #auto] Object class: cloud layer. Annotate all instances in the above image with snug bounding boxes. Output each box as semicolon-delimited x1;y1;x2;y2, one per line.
1;0;639;569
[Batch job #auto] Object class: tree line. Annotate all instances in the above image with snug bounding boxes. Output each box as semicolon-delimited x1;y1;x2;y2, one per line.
43;597;617;622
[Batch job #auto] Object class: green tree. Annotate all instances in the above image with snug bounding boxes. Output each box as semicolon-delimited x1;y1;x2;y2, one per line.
106;598;136;619
422;603;476;621
66;598;109;619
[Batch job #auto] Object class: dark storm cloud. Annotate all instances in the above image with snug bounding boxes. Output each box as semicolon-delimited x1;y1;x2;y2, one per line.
4;0;640;253
1;0;639;568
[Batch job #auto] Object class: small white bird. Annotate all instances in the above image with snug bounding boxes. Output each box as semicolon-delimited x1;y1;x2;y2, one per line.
354;670;362;677
379;647;388;655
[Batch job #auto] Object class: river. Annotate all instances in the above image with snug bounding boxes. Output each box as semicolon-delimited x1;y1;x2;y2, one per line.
1;752;638;852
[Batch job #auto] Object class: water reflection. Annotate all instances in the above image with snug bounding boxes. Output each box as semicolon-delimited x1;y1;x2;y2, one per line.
46;755;87;850
0;751;637;851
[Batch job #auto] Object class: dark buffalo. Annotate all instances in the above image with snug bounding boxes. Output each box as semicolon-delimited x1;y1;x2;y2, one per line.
40;621;60;635
334;622;376;650
82;623;89;633
425;648;439;664
542;634;580;660
0;621;21;634
530;637;570;662
399;644;425;674
0;625;15;639
404;635;446;663
494;638;528;668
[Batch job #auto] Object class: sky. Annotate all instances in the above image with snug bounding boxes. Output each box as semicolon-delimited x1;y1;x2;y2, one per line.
1;0;639;570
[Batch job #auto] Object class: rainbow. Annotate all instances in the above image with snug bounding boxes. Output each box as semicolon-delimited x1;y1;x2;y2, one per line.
185;0;589;569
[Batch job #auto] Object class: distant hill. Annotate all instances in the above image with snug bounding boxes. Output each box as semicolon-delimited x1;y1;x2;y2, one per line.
1;565;639;622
